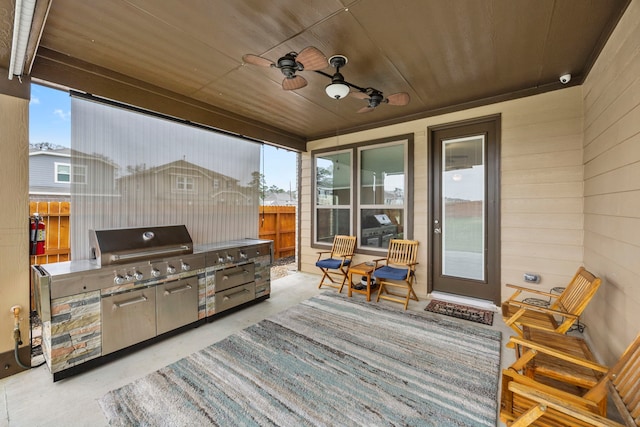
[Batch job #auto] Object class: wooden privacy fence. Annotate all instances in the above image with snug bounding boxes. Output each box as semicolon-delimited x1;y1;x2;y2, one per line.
28;202;294;263
29;201;71;264
29;201;71;311
258;206;295;260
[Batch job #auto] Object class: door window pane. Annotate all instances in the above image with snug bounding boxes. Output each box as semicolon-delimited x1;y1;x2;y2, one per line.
442;136;485;280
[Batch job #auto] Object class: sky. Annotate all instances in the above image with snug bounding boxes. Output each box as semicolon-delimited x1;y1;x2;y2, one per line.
29;84;297;191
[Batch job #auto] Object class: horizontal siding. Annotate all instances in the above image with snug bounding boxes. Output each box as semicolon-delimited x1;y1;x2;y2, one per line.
301;85;585;302
0;94;30;353
581;0;640;365
29;155;70;189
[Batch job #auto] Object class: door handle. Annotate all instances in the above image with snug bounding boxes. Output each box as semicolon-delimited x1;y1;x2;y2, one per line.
164;284;192;295
113;295;148;309
223;270;249;280
223;289;250;300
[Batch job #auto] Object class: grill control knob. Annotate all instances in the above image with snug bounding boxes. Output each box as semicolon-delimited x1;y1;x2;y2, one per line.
217;256;224;263
226;254;234;262
239;251;247;260
167;265;177;274
133;271;144;281
114;275;125;285
151;268;161;278
181;262;191;271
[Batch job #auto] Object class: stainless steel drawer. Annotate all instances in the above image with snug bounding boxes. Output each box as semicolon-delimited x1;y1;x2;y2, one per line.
215;263;255;292
101;287;156;355
216;282;255;312
156;277;198;335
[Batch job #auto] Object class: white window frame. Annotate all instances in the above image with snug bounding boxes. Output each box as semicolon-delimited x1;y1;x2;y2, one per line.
55;162;87;184
54;162;71;183
72;164;87;184
174;174;197;192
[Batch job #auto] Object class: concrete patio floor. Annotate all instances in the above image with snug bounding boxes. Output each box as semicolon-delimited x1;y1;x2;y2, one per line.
2;268;519;426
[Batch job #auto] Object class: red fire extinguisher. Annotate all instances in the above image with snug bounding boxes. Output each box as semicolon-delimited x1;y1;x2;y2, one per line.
30;214;46;256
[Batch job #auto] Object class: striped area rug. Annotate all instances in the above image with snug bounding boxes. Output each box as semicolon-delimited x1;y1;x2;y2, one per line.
100;292;502;426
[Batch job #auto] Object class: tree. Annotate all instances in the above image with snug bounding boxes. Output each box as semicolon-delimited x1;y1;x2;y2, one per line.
249;171;267;196
316;165;332;188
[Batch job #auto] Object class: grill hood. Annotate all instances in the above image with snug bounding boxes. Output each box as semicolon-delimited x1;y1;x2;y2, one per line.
89;225;193;267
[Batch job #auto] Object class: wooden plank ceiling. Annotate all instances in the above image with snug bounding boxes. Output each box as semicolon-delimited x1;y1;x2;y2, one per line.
0;0;630;151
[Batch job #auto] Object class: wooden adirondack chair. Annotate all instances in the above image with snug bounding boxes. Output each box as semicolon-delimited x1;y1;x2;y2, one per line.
315;235;357;292
502;266;602;337
373;239;419;310
500;332;640;426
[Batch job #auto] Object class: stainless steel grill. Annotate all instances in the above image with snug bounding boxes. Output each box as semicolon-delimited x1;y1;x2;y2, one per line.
89;224;193;267
32;225;272;381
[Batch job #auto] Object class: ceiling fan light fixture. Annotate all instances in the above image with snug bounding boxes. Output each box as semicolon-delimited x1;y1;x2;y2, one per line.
325;55;350;99
326;81;350;99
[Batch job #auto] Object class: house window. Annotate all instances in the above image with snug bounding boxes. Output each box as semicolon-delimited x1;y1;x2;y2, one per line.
312;135;412;252
55;162;87;184
55;163;71;183
314;150;352;244
73;165;87;184
175;175;195;191
359;142;406;249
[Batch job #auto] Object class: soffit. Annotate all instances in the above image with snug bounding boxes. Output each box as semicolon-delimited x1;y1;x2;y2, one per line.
1;0;630;149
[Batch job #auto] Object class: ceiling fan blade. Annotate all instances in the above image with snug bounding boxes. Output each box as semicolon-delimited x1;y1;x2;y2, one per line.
349;91;370;100
295;46;327;71
357;106;375;113
242;54;275;67
386;92;410;106
282;75;307;90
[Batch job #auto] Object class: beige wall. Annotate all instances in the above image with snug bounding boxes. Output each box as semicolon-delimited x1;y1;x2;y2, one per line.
302;86;585;301
0;92;30;354
581;0;640;365
302;1;640;365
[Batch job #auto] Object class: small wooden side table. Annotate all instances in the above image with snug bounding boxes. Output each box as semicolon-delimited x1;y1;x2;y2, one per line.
348;262;377;301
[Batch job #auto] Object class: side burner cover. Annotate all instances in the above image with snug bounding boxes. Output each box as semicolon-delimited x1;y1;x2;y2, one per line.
89;225;193;266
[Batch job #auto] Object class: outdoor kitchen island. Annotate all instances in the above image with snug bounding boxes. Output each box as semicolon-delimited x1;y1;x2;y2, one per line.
32;226;272;381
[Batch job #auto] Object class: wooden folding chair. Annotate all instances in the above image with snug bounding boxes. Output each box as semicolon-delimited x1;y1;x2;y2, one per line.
373;239;419;310
315;235;356;291
501;266;602;337
500;332;640;426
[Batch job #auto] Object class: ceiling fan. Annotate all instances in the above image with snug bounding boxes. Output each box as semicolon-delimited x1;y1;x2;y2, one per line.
242;46;328;90
350;89;411;113
316;55;410;112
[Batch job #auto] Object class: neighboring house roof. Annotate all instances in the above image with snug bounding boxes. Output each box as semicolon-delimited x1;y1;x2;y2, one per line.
116;159;238;183
263;191;297;206
29;143;70;156
115;159;252;203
